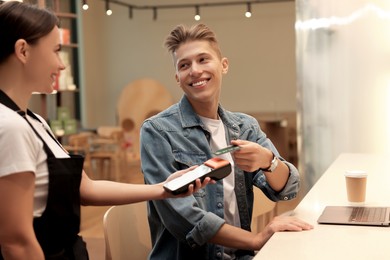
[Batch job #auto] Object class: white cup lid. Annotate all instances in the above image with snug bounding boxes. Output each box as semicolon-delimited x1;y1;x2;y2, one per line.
344;170;367;178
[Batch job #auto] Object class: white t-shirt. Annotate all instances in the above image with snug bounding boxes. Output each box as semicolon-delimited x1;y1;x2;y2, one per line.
199;116;241;227
200;116;241;258
0;103;69;217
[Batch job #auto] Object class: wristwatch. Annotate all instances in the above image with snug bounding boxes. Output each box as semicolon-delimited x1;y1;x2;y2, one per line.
260;153;278;172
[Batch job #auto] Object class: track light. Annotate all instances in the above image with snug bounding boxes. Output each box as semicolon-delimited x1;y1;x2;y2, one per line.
245;2;252;18
90;0;273;20
105;0;112;16
82;0;89;11
194;5;200;21
153;7;157;21
129;6;133;19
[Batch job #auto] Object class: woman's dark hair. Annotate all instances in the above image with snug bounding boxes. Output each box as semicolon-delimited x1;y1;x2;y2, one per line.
0;1;58;64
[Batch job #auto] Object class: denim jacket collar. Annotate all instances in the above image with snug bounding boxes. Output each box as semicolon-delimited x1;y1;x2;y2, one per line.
178;95;240;136
177;95;202;128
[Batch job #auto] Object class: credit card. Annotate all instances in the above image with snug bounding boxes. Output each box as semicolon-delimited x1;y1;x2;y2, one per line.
213;145;240;155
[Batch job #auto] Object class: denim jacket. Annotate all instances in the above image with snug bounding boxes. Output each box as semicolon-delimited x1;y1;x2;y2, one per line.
140;95;300;260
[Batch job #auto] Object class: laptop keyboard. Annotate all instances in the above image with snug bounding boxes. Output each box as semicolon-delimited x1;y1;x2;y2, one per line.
349;207;387;222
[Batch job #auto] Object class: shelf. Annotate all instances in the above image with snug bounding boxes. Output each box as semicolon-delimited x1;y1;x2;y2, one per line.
56;12;77;19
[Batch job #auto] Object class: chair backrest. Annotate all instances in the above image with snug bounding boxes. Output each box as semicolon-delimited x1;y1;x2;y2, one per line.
116;78;173;132
103;202;151;260
66;132;94;154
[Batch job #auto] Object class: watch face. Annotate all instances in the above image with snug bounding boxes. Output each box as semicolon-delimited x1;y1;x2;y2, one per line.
270;156;278;172
260;154;278;172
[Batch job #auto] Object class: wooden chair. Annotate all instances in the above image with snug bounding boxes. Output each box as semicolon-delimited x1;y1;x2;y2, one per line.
89;128;124;181
103;202;151;260
251;188;278;233
63;131;95;174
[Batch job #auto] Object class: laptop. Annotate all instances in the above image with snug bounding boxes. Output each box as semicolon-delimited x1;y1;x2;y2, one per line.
317;206;390;226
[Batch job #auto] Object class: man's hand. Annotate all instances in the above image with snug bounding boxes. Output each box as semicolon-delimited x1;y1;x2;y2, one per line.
230;139;273;172
254;215;314;249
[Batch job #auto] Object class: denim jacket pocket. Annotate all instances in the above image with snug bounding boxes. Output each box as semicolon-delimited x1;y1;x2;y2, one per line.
172;150;208;168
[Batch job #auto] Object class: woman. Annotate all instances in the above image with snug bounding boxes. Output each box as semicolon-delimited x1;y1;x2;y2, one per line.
0;2;211;259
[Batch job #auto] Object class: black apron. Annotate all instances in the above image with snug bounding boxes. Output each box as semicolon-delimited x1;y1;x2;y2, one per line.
0;90;88;260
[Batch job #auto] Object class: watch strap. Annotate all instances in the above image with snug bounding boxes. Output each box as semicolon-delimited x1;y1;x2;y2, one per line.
259;153;278;172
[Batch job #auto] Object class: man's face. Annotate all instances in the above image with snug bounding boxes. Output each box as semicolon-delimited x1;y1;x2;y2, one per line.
173;40;228;106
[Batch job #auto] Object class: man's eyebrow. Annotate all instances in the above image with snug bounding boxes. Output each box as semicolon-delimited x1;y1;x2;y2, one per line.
178;52;210;61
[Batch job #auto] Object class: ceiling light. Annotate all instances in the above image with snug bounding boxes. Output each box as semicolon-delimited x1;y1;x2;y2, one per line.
82;0;89;10
245;3;252;18
105;0;112;16
194;6;200;21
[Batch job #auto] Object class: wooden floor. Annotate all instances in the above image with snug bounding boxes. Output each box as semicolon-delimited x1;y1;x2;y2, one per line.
80;157;301;260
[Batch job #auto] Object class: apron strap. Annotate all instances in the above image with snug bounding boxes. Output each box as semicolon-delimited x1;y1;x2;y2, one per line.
0;90;59;157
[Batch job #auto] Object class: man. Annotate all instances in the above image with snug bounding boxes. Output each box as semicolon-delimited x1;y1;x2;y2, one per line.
140;24;312;260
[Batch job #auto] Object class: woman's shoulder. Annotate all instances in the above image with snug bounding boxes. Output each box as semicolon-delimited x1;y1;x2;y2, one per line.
0;105;37;142
0;105;29;128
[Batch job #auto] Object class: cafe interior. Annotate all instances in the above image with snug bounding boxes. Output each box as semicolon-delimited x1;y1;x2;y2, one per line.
6;0;390;259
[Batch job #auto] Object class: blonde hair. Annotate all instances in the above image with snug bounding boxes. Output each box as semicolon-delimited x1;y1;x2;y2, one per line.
164;24;222;58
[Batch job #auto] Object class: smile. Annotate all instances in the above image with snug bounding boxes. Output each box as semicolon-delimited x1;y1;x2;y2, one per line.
191;79;208;87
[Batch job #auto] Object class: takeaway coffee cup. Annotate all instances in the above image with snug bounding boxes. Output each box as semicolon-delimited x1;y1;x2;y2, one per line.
344;170;368;204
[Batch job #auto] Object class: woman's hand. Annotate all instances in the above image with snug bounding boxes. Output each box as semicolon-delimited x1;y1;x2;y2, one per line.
162;166;215;198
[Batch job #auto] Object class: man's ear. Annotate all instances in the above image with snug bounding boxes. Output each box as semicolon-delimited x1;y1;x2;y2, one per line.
175;73;180;85
14;39;29;64
221;57;229;74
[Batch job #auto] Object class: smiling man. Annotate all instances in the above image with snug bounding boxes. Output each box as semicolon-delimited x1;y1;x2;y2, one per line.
140;24;313;260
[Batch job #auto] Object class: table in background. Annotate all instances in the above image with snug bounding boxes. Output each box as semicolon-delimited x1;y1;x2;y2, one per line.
254;153;390;260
